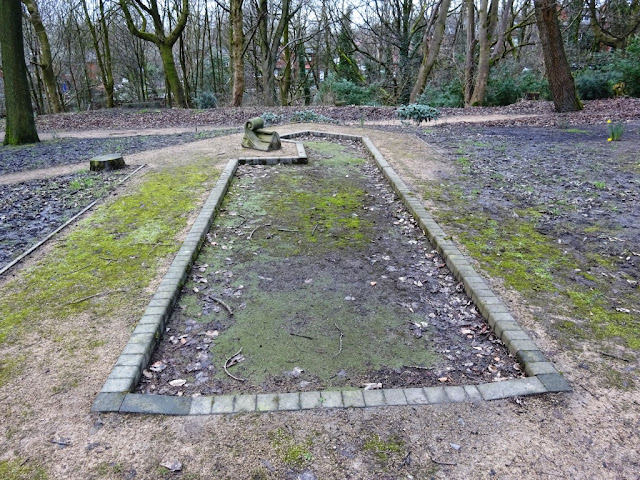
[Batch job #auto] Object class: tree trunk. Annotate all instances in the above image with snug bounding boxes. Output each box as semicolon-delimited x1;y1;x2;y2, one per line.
159;42;187;107
280;23;292;106
1;0;39;145
230;0;245;106
534;0;582;112
463;0;476;106
469;0;500;106
410;0;453;103
22;0;63;113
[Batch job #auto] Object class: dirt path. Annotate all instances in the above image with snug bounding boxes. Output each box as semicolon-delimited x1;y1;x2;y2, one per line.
0;123;638;479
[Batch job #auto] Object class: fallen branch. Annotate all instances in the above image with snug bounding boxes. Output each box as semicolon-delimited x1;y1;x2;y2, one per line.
289;332;314;340
248;223;271;240
65;289;126;306
223;348;246;382
333;322;343;357
277;228;299;233
311;223;319;236
211;297;233;315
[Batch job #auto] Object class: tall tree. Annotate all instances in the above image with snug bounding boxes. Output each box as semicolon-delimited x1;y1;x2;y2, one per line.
1;0;39;145
119;0;189;108
410;0;453;103
534;0;582;112
468;0;500;106
82;0;115;107
230;0;245;106
256;0;299;106
22;0;63;113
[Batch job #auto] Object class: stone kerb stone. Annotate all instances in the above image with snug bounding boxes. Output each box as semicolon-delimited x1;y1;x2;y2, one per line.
93;130;570;416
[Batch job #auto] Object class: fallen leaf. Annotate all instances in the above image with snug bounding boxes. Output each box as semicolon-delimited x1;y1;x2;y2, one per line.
363;382;383;390
160;460;182;472
438;377;449;382
150;361;167;372
370;281;377;286
169;379;187;387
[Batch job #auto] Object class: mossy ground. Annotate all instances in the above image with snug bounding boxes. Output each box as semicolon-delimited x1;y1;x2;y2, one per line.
0;162;220;381
0;459;47;480
418;126;640;356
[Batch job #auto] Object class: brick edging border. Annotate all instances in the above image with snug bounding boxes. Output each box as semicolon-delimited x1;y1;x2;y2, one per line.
92;132;570;415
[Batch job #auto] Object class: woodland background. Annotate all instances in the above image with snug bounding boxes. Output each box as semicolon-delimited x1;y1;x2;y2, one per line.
0;0;639;115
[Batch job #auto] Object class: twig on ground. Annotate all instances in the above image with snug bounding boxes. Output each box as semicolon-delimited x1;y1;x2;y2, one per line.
289;332;314;340
277;228;299;233
65;289;126;305
52;264;92;279
599;351;632;362
403;365;433;371
311;223;319;236
333;322;343;357
248;223;271;240
223;348;246;382
50;439;71;447
211;297;233;315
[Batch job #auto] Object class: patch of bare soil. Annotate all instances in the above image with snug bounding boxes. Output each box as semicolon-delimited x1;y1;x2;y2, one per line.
0;168;130;270
0;121;639;480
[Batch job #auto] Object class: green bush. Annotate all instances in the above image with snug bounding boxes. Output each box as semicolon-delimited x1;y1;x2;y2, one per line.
290;110;338;124
485;69;550;106
575;69;614;100
318;74;381;106
612;36;640;97
194;90;218;109
395;104;441;125
417;79;464;107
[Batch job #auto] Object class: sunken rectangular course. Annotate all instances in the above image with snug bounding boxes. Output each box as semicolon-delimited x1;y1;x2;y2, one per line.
93;131;570;415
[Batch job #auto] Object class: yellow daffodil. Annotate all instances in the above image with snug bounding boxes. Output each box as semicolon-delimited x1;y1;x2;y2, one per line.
607;137;612;142
607;119;612;124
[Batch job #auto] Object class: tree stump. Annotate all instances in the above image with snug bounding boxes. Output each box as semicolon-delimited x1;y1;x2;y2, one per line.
89;154;126;172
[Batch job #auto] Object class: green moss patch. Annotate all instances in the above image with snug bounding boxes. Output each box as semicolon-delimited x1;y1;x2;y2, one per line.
0;162;219;365
0;459;47;480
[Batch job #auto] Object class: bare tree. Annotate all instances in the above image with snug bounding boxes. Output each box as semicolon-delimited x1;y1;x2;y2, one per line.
22;0;64;112
410;0;453;103
534;0;581;112
119;0;189;107
82;0;115;107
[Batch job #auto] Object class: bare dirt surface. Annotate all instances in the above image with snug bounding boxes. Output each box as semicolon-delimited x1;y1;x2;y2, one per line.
0;108;639;479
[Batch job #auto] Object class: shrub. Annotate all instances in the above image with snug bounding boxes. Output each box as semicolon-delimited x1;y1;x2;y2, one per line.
417;79;464;107
318;74;381;106
260;112;282;126
485;69;551;105
194;90;218;109
290;110;338;124
395;104;441;125
575;69;614;100
612;36;640;97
